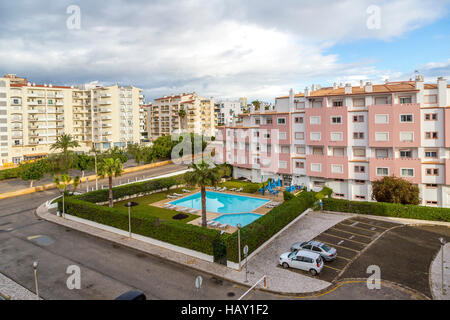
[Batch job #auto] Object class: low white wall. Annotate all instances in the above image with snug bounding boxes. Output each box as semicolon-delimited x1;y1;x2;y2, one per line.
64;214;215;263
226;208;313;270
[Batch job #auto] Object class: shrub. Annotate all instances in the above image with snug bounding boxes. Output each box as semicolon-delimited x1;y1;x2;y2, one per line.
224;192;316;262
0;167;21;180
61;197;222;255
372;176;420;205
283;191;294;201
218;180;260;193
323;198;450;222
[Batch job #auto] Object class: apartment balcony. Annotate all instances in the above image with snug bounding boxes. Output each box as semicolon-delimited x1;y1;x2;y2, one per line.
99;100;112;105
100;93;112;98
102;124;112;128
305;155;349;179
11;125;23;130
101;116;112;121
27;101;38;106
28;117;46;121
55;101;64;106
11;107;22;113
100;108;112;113
369;157;421;183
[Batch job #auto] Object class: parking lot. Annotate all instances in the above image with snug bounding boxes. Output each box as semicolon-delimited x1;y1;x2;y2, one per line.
282;216;401;282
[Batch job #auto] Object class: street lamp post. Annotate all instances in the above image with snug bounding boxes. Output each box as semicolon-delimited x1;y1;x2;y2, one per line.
32;261;39;300
124;202;139;238
237;223;242;269
94;152;98;191
439;237;447;296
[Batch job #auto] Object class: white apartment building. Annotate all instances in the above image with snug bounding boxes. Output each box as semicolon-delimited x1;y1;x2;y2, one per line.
0;74;146;165
150;92;215;139
214;99;247;127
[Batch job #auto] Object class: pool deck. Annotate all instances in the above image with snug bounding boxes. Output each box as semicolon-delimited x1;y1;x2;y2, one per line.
151;188;284;234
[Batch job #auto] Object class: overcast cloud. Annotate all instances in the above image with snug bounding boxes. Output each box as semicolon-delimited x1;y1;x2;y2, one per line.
0;0;449;102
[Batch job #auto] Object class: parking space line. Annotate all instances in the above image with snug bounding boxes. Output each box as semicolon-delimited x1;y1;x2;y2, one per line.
346;219;390;229
330;227;373;239
323;264;342;271
322;232;370;245
336;255;351;261
339;223;380;234
318;240;360;253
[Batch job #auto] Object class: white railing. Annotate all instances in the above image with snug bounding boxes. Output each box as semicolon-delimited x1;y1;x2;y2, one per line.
237;275;267;300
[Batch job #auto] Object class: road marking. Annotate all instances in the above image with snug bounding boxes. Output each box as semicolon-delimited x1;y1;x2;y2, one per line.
339;223;380;234
27;235;42;240
323;232;369;245
336;255;351;261
330;227;373;239
318;240;360;253
323;264;342;271
347;219;390;229
337;240;344;245
349;235;355;240
293;280;366;299
371;227;377;231
350;221;359;227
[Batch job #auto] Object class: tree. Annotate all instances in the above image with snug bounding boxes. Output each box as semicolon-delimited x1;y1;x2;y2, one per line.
184;161;221;227
101;146;129;164
54;174;80;217
251;100;261;111
372;176;420;205
50;134;80;172
178;108;187;131
19;160;48;187
97;158;124;208
127;144;145;165
75;153;93;177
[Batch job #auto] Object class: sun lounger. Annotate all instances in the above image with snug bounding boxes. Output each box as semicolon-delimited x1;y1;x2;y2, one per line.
235;188;243;192
182;189;191;193
173;193;183;197
219;223;229;229
163;203;172;208
221;187;227;191
209;221;220;227
167;195;177;199
229;188;236;191
187;208;198;213
207;220;216;226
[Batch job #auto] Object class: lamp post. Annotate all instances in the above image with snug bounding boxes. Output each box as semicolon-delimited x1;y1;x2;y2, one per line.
32;261;39;300
439;237;447;295
237;223;242;269
94;152;98;191
124;202;139;238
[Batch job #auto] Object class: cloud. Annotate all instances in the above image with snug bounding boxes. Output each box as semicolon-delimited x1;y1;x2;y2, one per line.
0;0;448;101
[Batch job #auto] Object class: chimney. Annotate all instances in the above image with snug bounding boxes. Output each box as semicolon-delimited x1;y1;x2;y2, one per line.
365;82;373;93
414;74;424;90
289;88;294;110
333;82;338;90
304;86;310;97
360;80;364;88
437;76;447;107
311;84;316;92
339;82;344;88
345;83;352;94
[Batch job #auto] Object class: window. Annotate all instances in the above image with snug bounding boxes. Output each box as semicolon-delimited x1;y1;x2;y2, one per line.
255;119;260;125
425;184;438;188
310;116;321;125
312;147;323;155
310;132;321;141
425;113;438;121
334;193;345;197
277;117;286;125
353;148;365;157
426;200;438;205
254;131;259;137
333;100;343;107
48;99;53;105
281;146;290;153
426;168;439;176
294;117;304;124
399;97;412;104
425;150;438;158
355;195;366;200
375;149;388;158
330;132;343;141
424;95;437;104
295;132;304;140
295;161;304;169
279;161;287;169
399;132;414;142
333;148;344;156
400;150;412;158
400;114;413;123
263;133;270;138
331;116;342;124
355;180;365;184
375;97;388;105
279;132;286;140
331;164;343;173
311;163;321;172
295;101;305;109
353;115;364;122
376;167;389;176
425;132;438;139
296;146;305;154
401;168;414;177
312;101;322;108
266;118;273;124
353;98;365;107
354;165;366;173
353;132;364;139
375;114;389;124
375;132;389;141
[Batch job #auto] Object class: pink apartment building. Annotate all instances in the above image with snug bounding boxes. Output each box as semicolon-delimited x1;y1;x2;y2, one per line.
215;75;450;207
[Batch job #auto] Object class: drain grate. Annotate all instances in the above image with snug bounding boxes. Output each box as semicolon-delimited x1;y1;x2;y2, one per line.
227;292;235;297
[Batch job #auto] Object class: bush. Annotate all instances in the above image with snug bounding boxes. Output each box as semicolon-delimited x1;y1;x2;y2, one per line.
323;198;450;222
0;167;21;180
77;174;185;203
224;192;316;262
372;176;420;205
61;197;222;255
218;180;260;193
283;191;294;201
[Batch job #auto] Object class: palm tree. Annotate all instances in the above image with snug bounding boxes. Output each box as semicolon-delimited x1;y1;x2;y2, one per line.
184;161;221;227
50;134;80;171
178;108;187;132
97;157;124;208
54;174;80;218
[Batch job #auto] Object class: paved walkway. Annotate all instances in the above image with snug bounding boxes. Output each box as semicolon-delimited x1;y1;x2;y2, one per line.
430;243;450;300
0;272;41;300
36;203;349;294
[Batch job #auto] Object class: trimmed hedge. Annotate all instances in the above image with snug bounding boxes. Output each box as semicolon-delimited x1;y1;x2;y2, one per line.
224;191;316;263
283;191;294;201
61;197;221;255
0;167;21;180
76;174;185;203
323;198;450;222
218;180;261;194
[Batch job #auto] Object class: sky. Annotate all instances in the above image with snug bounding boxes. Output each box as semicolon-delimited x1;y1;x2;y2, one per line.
0;0;449;103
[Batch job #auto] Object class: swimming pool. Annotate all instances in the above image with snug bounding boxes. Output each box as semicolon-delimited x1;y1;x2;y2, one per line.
214;213;262;227
169;191;269;214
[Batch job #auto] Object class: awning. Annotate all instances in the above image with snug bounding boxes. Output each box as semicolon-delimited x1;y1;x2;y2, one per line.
23;153;48;157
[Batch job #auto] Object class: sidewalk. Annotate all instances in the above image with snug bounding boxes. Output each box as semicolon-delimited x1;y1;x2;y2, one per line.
430;243;450;300
0;272;41;300
36;204;339;294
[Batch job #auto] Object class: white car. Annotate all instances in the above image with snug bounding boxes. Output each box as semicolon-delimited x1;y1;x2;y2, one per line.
279;250;323;275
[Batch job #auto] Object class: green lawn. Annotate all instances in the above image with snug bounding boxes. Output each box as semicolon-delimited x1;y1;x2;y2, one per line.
112;187;199;223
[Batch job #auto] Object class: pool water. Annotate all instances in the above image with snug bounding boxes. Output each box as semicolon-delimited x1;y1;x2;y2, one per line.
169;191;269;214
213;213;262;227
